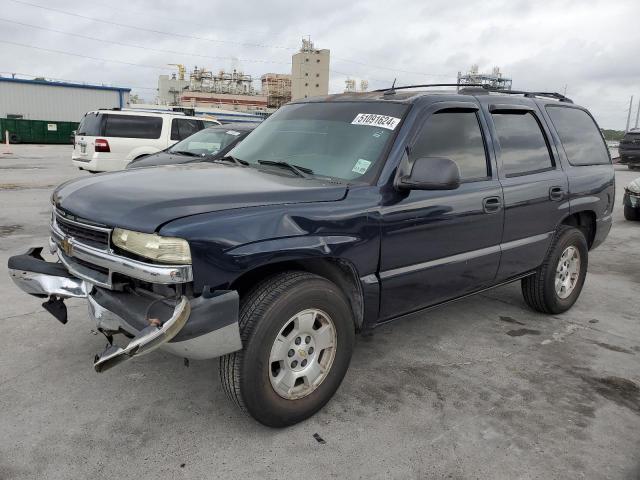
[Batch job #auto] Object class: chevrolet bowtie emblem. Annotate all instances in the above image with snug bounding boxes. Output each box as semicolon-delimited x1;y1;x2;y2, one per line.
61;238;73;256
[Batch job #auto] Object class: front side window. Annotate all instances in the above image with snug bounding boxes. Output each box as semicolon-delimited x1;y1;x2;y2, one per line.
411;111;488;181
492;111;554;176
229;102;408;182
171;118;203;141
546;106;610;166
103;115;162;139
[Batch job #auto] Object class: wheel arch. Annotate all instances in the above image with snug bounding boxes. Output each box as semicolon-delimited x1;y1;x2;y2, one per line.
229;257;365;331
560;210;596;249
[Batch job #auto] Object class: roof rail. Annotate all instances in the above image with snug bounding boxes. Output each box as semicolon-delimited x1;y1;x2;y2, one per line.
98;107;187;115
374;83;573;103
484;88;573;104
375;83;486;95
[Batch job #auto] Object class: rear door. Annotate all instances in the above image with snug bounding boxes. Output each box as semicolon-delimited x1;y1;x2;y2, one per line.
379;102;504;319
483;102;570;281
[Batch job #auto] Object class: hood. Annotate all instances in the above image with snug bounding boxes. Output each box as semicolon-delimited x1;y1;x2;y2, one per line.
127;152;201;169
54;163;347;232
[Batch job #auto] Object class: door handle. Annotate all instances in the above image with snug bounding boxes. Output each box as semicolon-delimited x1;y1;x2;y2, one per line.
482;196;502;213
549;186;565;201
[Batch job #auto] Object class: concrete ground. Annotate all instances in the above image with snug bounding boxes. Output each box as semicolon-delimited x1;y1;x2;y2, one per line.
1;144;639;480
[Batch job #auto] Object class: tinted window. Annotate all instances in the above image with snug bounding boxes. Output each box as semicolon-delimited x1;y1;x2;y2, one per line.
546;107;610;165
411;111;488;180
492;112;553;176
103;115;162;139
77;112;102;136
171;118;203;141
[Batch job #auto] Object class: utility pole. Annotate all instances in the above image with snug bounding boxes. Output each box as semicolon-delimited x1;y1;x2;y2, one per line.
635;98;640;129
626;95;634;132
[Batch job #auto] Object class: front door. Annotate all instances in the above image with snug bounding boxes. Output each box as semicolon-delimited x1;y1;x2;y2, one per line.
379;103;504;321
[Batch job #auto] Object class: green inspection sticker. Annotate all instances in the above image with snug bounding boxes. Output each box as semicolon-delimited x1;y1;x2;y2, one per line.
352;158;371;174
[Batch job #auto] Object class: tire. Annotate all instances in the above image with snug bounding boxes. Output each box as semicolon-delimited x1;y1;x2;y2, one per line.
219;271;355;427
624;205;640;221
521;226;588;314
9;133;19;144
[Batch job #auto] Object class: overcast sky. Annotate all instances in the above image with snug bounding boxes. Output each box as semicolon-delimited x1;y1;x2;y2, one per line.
0;0;638;129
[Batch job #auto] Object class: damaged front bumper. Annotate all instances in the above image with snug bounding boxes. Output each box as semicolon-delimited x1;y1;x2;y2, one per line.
8;248;242;372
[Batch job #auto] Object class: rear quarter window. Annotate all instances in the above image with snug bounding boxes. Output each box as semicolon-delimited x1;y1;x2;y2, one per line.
77;112;102;136
103;115;163;139
545;106;610;166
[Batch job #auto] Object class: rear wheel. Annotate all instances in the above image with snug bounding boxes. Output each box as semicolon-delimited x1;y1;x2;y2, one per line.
522;226;588;314
624;205;640;221
219;271;355;427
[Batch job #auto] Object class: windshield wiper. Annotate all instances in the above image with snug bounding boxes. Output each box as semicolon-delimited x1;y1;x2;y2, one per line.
216;155;249;166
171;150;200;157
257;160;313;178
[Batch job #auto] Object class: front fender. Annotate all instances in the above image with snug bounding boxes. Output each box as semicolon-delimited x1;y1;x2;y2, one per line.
157;188;382;293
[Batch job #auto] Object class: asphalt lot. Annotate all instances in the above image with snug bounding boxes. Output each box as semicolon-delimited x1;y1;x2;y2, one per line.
1;144;639;479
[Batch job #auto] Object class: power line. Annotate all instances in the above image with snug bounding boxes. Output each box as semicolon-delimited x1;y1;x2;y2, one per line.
7;0;295;50
332;56;454;79
0;17;290;66
0;39;174;71
7;0;455;81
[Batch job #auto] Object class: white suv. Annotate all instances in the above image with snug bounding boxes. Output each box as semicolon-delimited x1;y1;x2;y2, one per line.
72;109;221;172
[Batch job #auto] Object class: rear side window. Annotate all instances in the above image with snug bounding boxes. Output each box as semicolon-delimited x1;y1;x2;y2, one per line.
103;115;162;139
546;106;610;165
411;111;489;180
492;112;554;177
171;118;204;141
77;112;102;136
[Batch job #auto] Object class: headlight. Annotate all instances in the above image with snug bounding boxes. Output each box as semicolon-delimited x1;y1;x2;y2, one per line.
112;228;191;264
627;178;640;194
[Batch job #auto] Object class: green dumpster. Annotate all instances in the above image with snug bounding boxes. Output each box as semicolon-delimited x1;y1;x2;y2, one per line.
0;118;79;144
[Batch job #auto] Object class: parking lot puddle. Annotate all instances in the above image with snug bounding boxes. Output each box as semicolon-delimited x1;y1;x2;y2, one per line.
506;328;541;337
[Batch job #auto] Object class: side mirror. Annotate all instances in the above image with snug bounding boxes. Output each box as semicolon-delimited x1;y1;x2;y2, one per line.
396;157;461;191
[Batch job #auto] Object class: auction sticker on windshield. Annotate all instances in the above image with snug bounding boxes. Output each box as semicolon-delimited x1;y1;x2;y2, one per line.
352;113;401;130
352;158;371;174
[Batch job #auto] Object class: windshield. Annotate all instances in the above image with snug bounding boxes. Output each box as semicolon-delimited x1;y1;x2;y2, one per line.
168;127;243;156
228;102;408;182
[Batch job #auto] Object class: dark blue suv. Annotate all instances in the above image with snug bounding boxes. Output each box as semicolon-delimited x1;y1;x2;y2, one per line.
8;86;614;426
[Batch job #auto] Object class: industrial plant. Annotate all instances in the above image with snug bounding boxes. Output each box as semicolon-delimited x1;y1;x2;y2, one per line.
156;38;330;114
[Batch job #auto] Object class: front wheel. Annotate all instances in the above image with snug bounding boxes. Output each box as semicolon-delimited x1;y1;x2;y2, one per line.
219;271;355;427
521;226;588;314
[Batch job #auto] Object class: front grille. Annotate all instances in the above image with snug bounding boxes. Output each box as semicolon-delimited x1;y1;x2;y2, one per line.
72;256;109;275
55;213;109;250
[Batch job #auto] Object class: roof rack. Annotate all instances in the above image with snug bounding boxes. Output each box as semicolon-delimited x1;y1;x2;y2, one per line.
98;107;187;115
484;88;573;103
374;83;573;103
375;83;486;95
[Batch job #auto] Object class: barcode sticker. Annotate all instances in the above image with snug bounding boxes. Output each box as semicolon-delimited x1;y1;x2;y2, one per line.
352;113;401;130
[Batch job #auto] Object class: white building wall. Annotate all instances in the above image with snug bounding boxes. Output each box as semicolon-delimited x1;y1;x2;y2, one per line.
291;49;330;101
0;81;129;122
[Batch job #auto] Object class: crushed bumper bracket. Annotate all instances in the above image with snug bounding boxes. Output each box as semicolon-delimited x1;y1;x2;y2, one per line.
93;296;191;372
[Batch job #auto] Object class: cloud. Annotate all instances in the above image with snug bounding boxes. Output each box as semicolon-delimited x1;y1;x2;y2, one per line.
0;0;637;128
